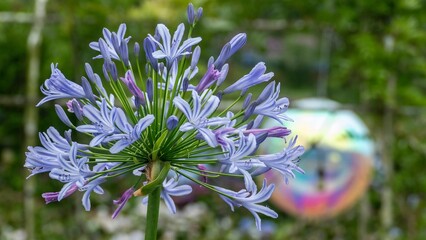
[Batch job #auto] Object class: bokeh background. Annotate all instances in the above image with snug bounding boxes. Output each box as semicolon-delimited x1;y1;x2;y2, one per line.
1;0;426;239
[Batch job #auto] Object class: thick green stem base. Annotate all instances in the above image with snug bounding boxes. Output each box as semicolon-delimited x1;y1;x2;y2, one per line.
145;186;161;240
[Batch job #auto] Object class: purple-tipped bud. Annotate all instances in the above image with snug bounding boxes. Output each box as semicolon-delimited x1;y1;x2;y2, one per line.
158;62;165;75
255;132;268;145
85;63;106;95
112;187;134;219
120;70;145;107
244;126;291;138
55;104;74;127
208;56;214;67
102;63;110;81
166;115;179;130
253;115;264;128
243;93;252;109
215;33;247;69
195;64;220;93
67;99;84;120
81;76;96;104
98;38;112;63
111;33;121;56
257;81;275;103
42;184;78;204
243;102;257;121
146;78;153;102
187;3;196;25
214;43;231;69
108;61;118;80
134;42;140;57
191;46;201;71
229;33;247;57
120;38;129;67
223;62;273;94
197;164;208;183
143;37;158;71
267;127;291;138
64;129;72;144
72;101;84;121
196;7;203;21
84;63;95;82
217;64;229;86
66;100;74;112
182;77;189;92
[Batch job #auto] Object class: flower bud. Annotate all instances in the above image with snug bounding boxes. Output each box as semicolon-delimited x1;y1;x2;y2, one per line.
187;3;195;25
166;115;178;130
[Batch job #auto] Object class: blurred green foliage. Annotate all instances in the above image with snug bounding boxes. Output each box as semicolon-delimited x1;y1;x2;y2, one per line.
1;0;426;239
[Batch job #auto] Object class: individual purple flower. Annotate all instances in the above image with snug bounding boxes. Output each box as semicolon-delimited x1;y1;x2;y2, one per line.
214;33;247;69
76;99;118;147
173;90;230;147
149;23;201;67
161;178;192;214
120;70;146;107
220;133;258;173
104;113;155;153
37;64;86;106
256;137;305;182
81;178;107;211
215;177;277;231
48;143;105;210
195;64;221;93
143;178;192;214
214;127;235;146
223;62;273;94
112;187;135;219
48;143;91;186
89;23;131;61
24;127;75;177
248;81;292;124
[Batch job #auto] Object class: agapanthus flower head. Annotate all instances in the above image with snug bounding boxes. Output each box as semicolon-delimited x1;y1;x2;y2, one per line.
25;3;304;232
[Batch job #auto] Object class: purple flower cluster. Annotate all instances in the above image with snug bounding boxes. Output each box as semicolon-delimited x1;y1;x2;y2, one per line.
24;3;304;231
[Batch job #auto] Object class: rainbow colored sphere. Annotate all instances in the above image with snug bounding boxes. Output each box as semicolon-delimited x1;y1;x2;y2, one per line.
261;98;375;219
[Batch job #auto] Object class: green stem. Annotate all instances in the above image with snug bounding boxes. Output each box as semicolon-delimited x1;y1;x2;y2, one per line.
145;186;161;240
143;160;170;240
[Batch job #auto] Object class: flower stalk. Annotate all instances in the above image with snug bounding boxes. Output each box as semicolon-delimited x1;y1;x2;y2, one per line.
144;161;165;240
145;187;161;240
